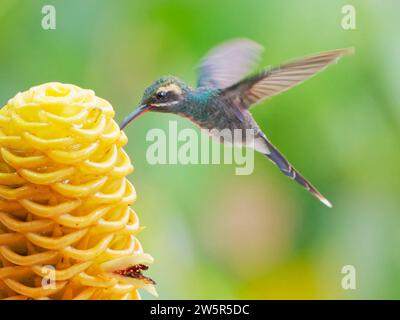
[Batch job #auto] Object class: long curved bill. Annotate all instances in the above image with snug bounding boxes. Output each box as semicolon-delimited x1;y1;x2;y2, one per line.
120;104;149;129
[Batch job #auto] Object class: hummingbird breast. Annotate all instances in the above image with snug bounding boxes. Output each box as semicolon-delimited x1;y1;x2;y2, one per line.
185;93;261;148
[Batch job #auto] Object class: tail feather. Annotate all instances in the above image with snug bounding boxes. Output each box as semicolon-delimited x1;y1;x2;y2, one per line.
261;137;332;208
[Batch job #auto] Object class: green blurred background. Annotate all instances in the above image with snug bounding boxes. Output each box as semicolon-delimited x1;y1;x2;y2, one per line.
1;0;399;299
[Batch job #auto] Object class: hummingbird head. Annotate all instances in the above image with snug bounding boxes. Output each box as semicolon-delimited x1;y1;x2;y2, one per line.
121;76;190;129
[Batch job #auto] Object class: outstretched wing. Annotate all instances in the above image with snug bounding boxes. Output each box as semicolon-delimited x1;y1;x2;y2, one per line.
197;38;264;89
224;48;353;109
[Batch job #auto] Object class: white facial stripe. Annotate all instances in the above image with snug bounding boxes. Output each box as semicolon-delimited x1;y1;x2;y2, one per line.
156;84;182;95
152;100;180;107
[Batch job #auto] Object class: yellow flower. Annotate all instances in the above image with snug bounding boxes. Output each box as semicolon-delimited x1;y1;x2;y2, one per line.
0;82;155;300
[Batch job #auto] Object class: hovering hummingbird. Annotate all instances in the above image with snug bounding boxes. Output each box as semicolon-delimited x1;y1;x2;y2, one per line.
121;39;353;207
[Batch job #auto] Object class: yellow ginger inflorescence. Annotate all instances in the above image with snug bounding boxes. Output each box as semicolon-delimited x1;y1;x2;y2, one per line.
0;82;155;300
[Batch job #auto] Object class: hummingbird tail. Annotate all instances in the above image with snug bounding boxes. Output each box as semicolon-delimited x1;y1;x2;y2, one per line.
262;137;332;208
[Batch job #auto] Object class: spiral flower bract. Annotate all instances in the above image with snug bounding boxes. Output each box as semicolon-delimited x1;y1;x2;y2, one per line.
0;82;155;300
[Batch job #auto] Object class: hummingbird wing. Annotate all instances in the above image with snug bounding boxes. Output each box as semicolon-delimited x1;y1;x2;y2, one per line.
224;48;353;108
197;39;264;89
255;134;332;207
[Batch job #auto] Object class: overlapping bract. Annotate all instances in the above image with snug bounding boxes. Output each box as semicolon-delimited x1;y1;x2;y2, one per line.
0;83;154;299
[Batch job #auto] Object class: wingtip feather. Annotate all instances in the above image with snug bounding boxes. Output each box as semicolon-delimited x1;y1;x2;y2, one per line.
345;47;355;55
329;47;355;62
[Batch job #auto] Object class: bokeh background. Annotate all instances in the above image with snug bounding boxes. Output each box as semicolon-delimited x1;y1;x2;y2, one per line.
0;0;399;299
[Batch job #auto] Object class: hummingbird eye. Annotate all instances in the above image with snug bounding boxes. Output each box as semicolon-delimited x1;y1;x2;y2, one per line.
156;91;168;100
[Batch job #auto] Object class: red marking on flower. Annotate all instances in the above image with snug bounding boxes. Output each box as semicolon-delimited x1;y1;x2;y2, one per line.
113;264;155;285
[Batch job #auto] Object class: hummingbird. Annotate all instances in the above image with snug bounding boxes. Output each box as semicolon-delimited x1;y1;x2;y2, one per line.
121;39;353;207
